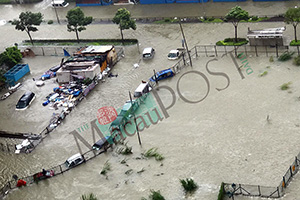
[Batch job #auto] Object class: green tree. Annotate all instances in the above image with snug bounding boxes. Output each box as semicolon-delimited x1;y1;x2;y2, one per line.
225;6;249;43
285;7;300;42
66;7;93;43
112;8;136;44
0;46;22;68
12;12;43;45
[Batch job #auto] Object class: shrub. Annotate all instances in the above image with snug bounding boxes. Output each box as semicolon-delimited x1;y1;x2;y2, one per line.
81;193;98;200
116;142;133;155
217;182;225;200
100;161;111;175
48;20;53;24
149;190;165;200
280;82;292;90
180;178;198;194
294;55;300;66
259;71;268;77
250;15;259;21
278;51;294;61
269;56;274;62
143;148;164;161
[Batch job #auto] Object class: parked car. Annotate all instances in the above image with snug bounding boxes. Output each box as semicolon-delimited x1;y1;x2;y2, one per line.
16;91;35;110
51;0;69;7
134;81;152;98
92;136;113;151
149;68;175;82
167;50;181;60
142;47;155;59
109;99;140;133
65;153;84;168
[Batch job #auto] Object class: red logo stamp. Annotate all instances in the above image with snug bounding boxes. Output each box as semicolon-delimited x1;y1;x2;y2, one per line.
97;106;118;125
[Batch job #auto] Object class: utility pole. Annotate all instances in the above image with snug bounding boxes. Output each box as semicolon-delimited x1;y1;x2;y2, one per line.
52;0;60;24
129;91;142;145
179;18;192;67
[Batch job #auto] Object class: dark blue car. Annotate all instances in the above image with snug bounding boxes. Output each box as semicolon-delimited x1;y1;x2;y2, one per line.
149;68;175;82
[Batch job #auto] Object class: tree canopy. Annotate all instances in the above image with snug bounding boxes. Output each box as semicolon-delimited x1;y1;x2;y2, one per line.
12;12;43;45
225;6;249;43
285;7;300;42
112;8;136;43
0;46;22;68
66;7;93;43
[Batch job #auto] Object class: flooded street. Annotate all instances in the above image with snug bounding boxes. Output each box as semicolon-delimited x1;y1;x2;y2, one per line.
1;2;300;199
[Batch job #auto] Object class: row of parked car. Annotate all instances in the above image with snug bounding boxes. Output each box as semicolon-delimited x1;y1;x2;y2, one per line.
64;47;184;168
142;47;183;61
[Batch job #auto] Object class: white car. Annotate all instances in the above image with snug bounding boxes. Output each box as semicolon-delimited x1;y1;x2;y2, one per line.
142;47;155;60
51;0;69;7
168;50;181;60
65;153;84;168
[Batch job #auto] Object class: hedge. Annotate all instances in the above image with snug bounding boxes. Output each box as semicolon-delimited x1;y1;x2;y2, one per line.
22;39;138;46
217;182;225;200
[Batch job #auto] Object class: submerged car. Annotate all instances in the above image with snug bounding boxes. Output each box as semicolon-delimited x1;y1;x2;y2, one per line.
142;47;155;60
167;50;181;60
65;153;84;168
92;136;113;151
134;81;152;98
149;68;175;82
16;91;35;110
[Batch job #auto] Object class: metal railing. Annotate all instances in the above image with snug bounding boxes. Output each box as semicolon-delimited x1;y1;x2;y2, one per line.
223;152;300;199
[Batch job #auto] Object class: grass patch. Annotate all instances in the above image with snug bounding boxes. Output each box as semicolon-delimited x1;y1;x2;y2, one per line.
280;82;292;90
199;17;223;23
278;51;295;61
180;178;198;194
100;160;111;175
259;71;268;77
216;38;248;46
293;55;300;66
290;40;300;46
143;148;164;161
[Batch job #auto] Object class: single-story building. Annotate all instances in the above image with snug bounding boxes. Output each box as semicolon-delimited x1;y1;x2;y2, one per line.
56;60;101;83
247;27;286;46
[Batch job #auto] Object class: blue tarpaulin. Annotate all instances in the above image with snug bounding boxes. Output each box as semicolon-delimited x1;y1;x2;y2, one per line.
63;49;70;57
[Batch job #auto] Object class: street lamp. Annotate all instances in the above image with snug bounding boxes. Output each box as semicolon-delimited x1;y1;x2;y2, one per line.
52;0;60;24
178;17;193;67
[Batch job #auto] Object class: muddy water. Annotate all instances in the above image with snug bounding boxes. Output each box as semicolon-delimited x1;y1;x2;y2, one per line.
1;19;300;200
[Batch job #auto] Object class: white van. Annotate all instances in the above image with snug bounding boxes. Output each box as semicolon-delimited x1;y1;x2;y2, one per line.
134;81;152;98
51;0;69;7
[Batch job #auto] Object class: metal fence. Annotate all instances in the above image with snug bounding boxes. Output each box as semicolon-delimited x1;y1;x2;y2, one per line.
18;46;124;57
223;151;300;199
192;45;299;58
0;148;108;200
